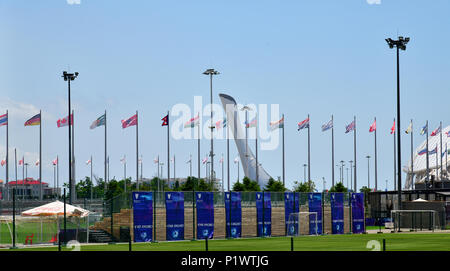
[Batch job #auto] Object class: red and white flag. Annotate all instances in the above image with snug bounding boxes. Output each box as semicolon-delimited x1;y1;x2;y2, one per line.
202;157;208;164
121;114;137;129
390;120;396;135
52;158;58;165
120;156;126;164
35;159;40;166
369;119;376;133
19;158;24;166
1;159;5;166
57;114;74;128
86;159;91;165
153;157;159;164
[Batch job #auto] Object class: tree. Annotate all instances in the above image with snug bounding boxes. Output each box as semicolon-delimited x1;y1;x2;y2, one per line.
293;180;315;192
232;182;245;191
359;186;372;194
329;182;348;192
232;177;261;191
264;178;286;192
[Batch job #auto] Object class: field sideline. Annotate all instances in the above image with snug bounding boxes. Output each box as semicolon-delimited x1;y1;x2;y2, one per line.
4;233;450;251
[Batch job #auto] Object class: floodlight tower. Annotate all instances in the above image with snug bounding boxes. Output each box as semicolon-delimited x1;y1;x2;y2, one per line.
386;36;409;211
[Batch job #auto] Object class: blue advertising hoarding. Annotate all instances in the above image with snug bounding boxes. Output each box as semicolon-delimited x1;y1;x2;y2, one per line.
256;192;271;237
351;193;365;234
132;191;153;242
196;192;214;239
330;193;344;234
225;192;242;238
165;192;184;240
284;192;299;235
308;193;323;235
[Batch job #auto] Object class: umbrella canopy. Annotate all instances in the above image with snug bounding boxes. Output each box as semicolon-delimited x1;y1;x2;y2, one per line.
412;198;428;202
21;200;90;217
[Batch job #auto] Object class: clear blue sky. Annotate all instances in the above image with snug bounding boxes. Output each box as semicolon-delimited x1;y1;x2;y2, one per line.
1;0;449;191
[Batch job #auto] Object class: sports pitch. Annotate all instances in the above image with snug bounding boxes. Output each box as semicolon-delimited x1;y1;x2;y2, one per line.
6;233;450;251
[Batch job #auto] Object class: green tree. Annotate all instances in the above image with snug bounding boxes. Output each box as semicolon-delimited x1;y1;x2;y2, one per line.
264;178;286;192
232;182;245;191
329;182;348;192
232;177;260;191
293;180;316;192
359;186;372;194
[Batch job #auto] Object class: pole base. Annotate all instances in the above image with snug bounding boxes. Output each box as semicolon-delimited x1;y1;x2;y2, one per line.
9;246;18;250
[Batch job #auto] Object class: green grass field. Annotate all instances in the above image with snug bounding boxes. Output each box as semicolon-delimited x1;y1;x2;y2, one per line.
5;233;450;251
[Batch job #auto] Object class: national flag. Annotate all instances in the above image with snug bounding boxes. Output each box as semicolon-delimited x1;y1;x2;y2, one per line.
86;159;91;165
420;123;428;135
321;119;333;132
35;159;40;166
153;158;159;164
161;114;169;126
270;117;284;131
57;114;73;128
1;159;5;166
121;114;137;129
90;114;106;129
369;119;376;133
245;117;257;128
297;118;310;131
234;157;239;163
446;131;450;138
52;158;58;165
345;120;355;133
24;113;41;126
390;120;396;135
202;157;209;164
120;156;126;164
219;157;224;164
19;158;24;166
405;122;412;134
139;157;143;164
184;114;200;128
216;118;227;130
0;113;7;127
418;148;427;156
431;125;441;136
186;158;191;164
429;146;437;155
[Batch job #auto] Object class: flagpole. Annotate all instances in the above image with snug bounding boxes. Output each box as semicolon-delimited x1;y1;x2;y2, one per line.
167;110;170;191
426;120;429;187
282;114;285;187
227;124;230;191
256;112;259;185
71;109;75;202
15;149;17;200
331;115;334;188
104;110;107;196
57;155;59;198
198;118;200;182
307;114;311;182
440;121;443;181
410;119;414;190
190;154;192;177
222;154;224;192
174;155;176;182
22;156;24;199
374;117;378;191
353;116;357;191
90;155;93;200
136;110;139;191
6;110;9;201
394;125;397;191
39;109;42;200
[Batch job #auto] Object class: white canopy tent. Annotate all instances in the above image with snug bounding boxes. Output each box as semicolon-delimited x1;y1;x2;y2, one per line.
21;201;90;218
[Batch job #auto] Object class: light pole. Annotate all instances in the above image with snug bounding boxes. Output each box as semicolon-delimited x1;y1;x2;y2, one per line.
303;164;307;183
62;71;78;204
366;155;371;189
322;177;326;192
340;161;345;183
203;68;219;189
349;160;353;191
386;36;409;211
24;163;29;199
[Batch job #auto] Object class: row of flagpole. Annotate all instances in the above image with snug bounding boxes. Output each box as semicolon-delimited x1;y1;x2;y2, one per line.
1;108;449;197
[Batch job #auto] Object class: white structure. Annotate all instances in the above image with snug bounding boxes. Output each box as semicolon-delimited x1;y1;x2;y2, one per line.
403;125;450;189
219;93;273;186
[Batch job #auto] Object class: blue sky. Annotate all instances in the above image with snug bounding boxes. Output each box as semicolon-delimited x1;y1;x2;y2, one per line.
0;0;449;191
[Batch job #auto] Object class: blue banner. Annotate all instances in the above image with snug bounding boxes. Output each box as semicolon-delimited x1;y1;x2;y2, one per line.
256;192;271;237
330;193;344;234
284;192;299;235
165;192;184;240
308;193;323;235
225;192;242;238
196;192;214;239
132;192;153;242
351;193;365;234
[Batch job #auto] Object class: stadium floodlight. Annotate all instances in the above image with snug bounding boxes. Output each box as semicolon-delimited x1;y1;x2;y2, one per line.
386;36;409;212
62;70;78;204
